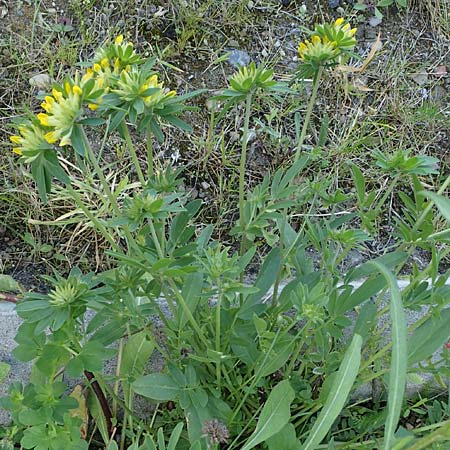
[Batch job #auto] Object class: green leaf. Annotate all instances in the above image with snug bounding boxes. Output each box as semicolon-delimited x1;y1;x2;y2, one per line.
338;276;385;314
301;334;363;450
351;163;366;206
266;423;300;450
120;332;155;406
163;115;193;132
178;272;204;328
133;373;180;401
241;380;295;450
420;191;450;223
70;124;86;156
238;247;281;319
346;252;408;282
377;0;394;6
258;338;295;378
0;361;10;384
167;423;185;450
0;274;21;292
353;301;377;342
408;308;450;365
369;262;407;450
120;332;155;381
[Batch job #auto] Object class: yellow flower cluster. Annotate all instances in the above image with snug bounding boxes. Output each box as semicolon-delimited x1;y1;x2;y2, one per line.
10;123;48;156
298;35;340;64
298;18;357;65
10;35;177;154
38;82;83;146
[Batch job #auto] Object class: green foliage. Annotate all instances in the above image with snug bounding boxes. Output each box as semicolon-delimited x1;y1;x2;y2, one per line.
3;17;450;450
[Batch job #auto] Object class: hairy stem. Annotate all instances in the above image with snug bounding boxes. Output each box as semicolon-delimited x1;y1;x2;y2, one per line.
294;65;324;162
120;121;146;186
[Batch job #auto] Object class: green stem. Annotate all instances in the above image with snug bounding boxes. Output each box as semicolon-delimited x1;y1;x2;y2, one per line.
148;218;208;348
80;127;120;215
66;185;121;253
239;92;253;256
120;121;146;186
215;281;223;393
294;65;324;162
413;172;450;233
113;338;124;418
145;128;154;177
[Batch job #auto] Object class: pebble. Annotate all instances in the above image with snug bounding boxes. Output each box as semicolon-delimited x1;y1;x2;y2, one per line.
328;0;340;8
369;17;382;27
201;181;210;190
29;73;51;89
228;49;250;68
47;7;57;14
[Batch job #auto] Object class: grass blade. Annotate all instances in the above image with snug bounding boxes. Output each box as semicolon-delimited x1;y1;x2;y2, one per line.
370;261;407;450
301;333;363;450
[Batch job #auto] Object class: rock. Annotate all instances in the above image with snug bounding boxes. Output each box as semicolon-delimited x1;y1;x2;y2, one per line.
410;72;429;86
328;0;340;8
369;16;382;27
228;49;250;68
430;85;447;104
29;73;51;89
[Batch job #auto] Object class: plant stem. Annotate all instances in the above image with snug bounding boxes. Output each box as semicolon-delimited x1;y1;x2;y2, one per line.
145;128;154;177
66;185;122;253
215;281;223;393
80;127;120;215
239;92;253;256
113;338;124;417
120;120;146;186
84;370;113;435
148;218;209;348
294;65;324;162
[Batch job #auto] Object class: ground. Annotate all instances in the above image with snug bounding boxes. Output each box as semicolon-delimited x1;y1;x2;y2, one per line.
0;0;449;288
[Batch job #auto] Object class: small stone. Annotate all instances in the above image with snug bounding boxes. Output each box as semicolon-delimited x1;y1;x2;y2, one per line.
274;40;281;48
261;48;269;58
369;16;382;27
228;49;250;68
328;0;340;8
47;7;57;14
411;72;429;86
201;181;210;190
29;73;51;89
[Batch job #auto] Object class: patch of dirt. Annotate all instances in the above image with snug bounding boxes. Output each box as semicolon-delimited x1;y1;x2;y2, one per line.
0;0;449;284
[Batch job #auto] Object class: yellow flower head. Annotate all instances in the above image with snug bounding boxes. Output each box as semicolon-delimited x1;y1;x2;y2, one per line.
112;66;176;109
298;35;340;64
38;81;83;146
142;74;176;107
229;62;276;94
314;18;357;52
93;34;141;75
10;123;48;157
